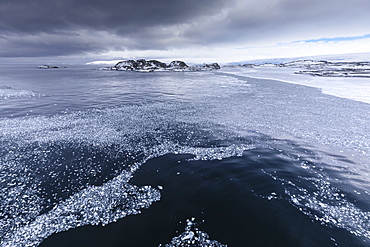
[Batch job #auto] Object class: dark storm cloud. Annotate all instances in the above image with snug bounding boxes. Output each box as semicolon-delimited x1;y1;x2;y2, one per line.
0;32;106;57
0;0;369;59
0;0;227;37
0;0;228;57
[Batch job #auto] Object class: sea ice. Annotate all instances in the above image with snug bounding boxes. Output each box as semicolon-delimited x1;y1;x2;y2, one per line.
221;67;370;104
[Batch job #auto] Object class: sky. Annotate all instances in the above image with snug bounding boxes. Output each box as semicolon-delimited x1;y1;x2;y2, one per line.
1;0;370;64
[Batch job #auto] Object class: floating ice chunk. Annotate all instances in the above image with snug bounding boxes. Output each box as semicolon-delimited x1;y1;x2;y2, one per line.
181;231;194;240
159;218;227;247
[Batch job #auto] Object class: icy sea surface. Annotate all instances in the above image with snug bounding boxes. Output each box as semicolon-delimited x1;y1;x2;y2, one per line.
1;64;370;246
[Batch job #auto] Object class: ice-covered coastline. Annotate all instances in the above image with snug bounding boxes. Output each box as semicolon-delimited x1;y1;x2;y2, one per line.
222;60;370;104
88;57;369;104
283;60;370;78
230;59;370;78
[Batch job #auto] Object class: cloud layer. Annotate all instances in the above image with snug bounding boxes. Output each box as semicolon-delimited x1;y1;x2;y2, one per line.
1;0;369;61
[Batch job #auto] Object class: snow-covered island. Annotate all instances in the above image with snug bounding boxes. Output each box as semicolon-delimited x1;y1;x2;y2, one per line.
231;59;370;78
103;59;221;72
37;65;65;69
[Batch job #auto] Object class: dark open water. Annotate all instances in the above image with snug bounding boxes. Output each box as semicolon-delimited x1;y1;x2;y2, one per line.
1;64;370;246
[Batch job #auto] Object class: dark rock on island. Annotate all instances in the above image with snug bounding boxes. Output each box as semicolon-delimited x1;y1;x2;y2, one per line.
167;60;189;69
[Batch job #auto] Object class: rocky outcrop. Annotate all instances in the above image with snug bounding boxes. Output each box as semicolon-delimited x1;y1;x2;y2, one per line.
167;60;189;70
112;59;220;72
192;62;221;71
